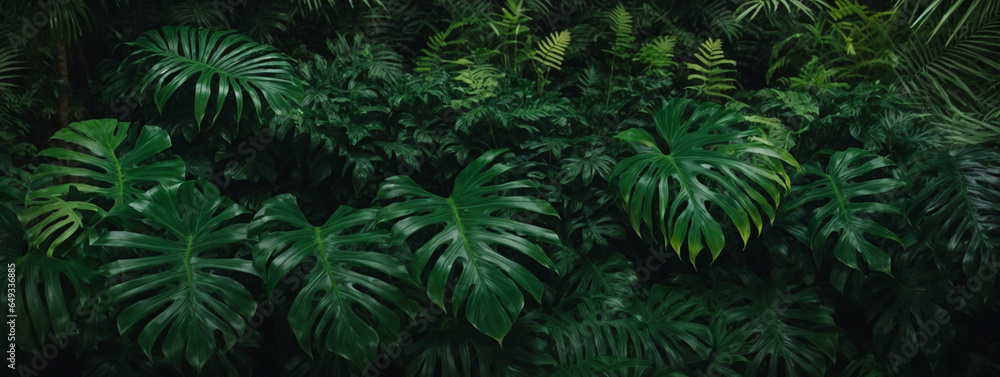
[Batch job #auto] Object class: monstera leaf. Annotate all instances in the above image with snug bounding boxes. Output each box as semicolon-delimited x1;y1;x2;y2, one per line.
611;98;799;266
719;270;839;377
376;149;560;343
542;285;711;372
93;180;257;372
6;253;98;354
20;119;183;255
907;146;1000;298
249;194;417;368
785;148;902;274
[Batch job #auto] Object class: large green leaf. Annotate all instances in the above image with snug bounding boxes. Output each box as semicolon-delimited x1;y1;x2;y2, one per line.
124;26;304;126
611;98;798;266
907;146;1000;297
4;253;98;354
93;180;257;372
19;119;183;255
249;194;417;368
785;148;903;274
376;149;560;343
29;119;184;212
721;270;839;377
864;240;954;372
541;286;711;373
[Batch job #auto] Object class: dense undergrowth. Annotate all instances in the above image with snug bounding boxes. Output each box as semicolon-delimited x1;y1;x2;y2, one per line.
1;0;998;376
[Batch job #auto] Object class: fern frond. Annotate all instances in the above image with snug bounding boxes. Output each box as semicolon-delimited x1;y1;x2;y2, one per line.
635;35;678;77
608;3;635;59
415;22;468;73
685;38;738;100
532;30;571;71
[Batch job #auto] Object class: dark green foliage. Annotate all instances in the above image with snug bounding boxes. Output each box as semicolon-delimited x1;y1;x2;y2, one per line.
3;1;999;376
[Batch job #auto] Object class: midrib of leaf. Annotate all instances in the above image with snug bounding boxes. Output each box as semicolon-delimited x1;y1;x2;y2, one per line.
163;52;244;87
950;167;992;248
315;226;347;311
185;234;196;317
103;137;126;206
825;174;853;232
665;154;696;210
447;197;484;295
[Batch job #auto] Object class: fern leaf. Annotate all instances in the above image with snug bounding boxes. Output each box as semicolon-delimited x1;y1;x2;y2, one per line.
685;38;738;100
415;22;467;73
608;3;635;59
532;30;571;70
635;35;678;77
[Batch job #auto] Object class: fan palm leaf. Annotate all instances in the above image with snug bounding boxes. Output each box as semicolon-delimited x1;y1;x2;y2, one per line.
124;26;304;127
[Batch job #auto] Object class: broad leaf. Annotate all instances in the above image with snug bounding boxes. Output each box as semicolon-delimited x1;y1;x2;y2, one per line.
5;253;98;354
721;270;839;377
29;119;184;213
377;149;560;343
907;146;1000;299
94;180;257;372
611;98;798;266
19;119;183;255
785;148;902;274
250;194;417;368
542;286;711;372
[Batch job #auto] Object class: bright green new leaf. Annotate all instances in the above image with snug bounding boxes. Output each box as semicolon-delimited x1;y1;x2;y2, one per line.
29;119;184;213
611;98;798;267
18;119;183;255
250;194;417;368
377;149;560;343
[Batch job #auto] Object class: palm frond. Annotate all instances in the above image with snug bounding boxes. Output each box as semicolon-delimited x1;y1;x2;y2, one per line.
0;47;24;89
123;26;304;127
734;0;823;22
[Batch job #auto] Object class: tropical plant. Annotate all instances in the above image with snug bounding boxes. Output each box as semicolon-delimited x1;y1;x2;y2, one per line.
734;0;825;21
250;194;418;368
93;180;258;372
531;30;571;91
376;149;561;342
0;47;23;89
784;148;903;276
906;146;1000;298
121;26;305;127
611;98;799;266
19;119;184;255
686;38;738;101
